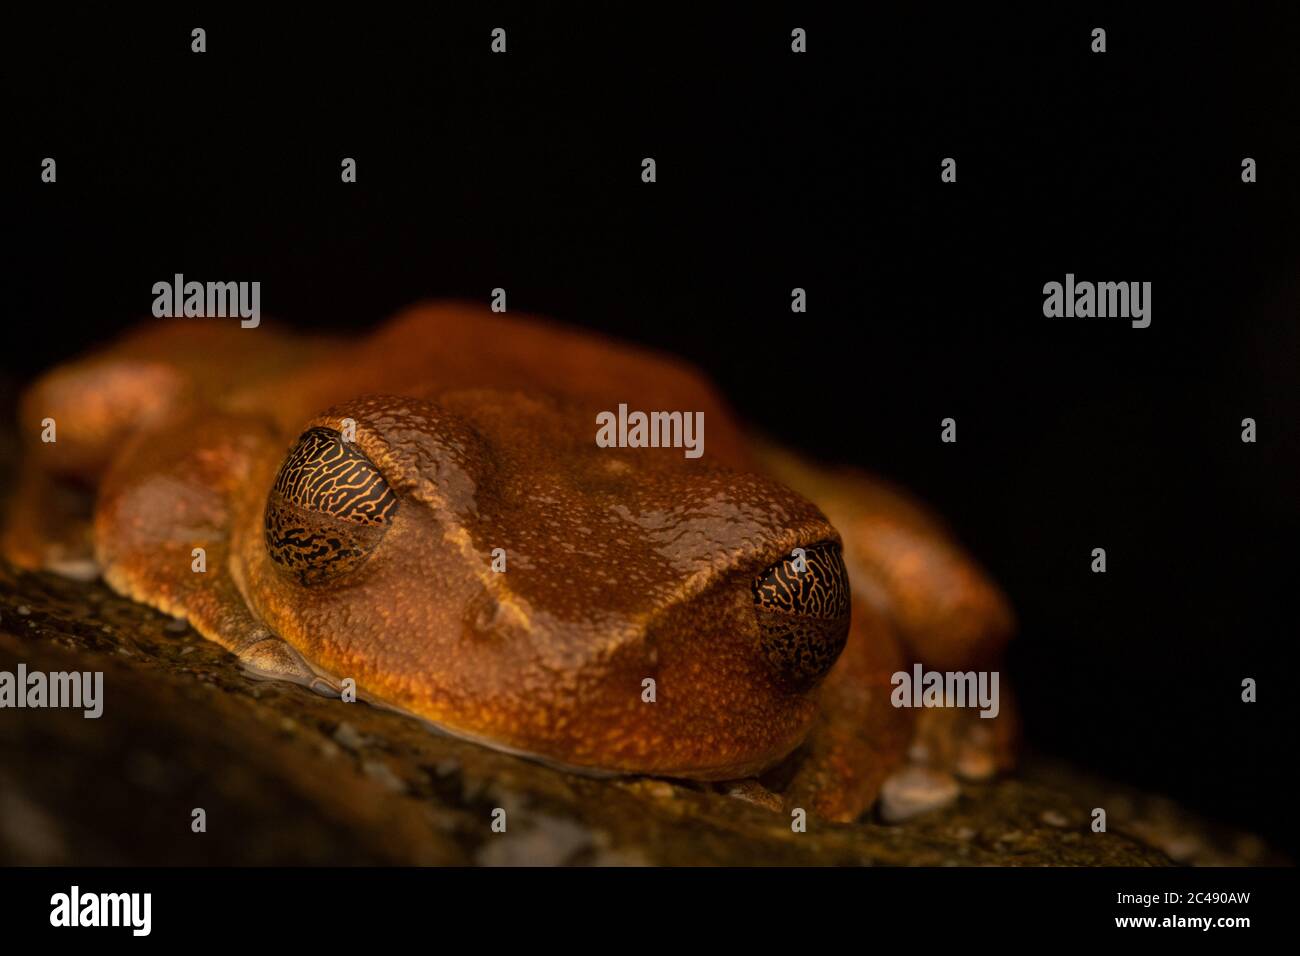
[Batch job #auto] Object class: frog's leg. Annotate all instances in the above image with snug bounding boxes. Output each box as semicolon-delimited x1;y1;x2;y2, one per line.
751;439;1018;814
92;412;342;697
720;599;916;823
3;323;319;578
2;462;99;578
2;357;193;577
774;597;916;822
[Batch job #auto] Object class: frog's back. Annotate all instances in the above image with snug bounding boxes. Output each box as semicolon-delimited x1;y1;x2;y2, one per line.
16;301;750;476
224;302;754;469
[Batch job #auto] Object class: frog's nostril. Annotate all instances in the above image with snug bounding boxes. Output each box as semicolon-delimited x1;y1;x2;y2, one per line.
751;541;851;690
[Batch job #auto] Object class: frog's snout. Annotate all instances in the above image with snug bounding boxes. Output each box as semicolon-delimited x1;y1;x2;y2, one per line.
751;540;852;690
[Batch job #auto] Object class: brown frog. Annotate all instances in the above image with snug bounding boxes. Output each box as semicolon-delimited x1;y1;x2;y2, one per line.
2;302;1016;822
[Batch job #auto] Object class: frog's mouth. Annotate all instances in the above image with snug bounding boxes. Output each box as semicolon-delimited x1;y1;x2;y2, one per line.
371;693;809;784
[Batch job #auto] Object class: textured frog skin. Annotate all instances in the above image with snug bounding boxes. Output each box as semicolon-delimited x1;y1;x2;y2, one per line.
2;302;1017;820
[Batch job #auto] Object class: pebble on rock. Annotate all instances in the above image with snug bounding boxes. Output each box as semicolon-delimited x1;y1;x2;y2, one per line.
879;766;960;823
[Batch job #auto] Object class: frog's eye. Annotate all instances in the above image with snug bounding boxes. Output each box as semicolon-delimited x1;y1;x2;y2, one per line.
264;427;399;585
752;541;851;689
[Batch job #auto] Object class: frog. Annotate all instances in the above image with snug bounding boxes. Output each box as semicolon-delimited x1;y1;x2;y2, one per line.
2;301;1016;823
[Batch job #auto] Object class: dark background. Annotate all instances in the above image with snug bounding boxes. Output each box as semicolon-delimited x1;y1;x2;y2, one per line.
6;7;1298;856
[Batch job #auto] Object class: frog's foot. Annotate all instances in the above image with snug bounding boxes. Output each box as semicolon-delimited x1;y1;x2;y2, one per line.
907;691;1018;783
234;630;343;698
875;696;1019;823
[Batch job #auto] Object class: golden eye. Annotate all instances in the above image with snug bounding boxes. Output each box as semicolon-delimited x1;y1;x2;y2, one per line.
752;541;851;688
264;428;399;585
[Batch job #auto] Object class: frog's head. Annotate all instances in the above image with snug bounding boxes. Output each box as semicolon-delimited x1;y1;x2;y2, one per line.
236;392;850;780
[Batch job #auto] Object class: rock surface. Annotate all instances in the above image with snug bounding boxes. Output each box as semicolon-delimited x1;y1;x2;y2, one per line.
0;563;1279;866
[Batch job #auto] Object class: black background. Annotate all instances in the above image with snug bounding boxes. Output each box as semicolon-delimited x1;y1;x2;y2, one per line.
7;7;1299;857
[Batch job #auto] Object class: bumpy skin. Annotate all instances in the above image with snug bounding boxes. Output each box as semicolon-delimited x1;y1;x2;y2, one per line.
3;302;1016;820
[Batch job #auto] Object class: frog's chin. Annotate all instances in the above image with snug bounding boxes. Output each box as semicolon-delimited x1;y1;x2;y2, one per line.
238;640;806;781
369;695;628;779
366;693;805;782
